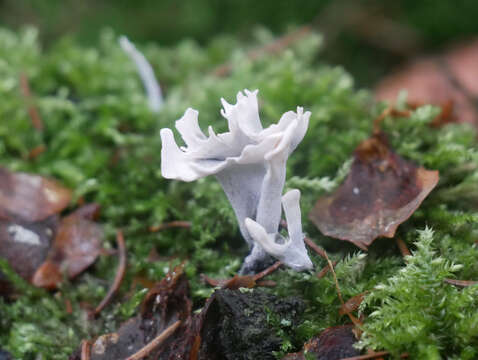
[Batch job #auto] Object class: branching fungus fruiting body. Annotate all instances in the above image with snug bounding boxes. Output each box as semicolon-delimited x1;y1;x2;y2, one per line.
160;90;313;273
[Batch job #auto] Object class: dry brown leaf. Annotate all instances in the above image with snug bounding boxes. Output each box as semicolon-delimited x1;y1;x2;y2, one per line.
309;133;439;250
375;38;478;128
0;168;71;222
0;216;58;282
32;209;103;288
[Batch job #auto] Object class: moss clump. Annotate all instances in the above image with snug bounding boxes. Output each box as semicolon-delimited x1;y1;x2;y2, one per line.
0;26;477;359
358;228;478;359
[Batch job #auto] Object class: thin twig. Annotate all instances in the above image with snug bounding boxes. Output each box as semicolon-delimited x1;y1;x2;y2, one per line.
341;351;409;360
373;107;411;134
253;261;282;281
317;261;337;279
28;144;46;160
80;340;91;360
19;72;43;131
91;230;127;317
126;320;181;360
201;261;281;289
395;237;411;258
304;237;327;259
149;221;191;232
444;278;478;287
323;250;363;328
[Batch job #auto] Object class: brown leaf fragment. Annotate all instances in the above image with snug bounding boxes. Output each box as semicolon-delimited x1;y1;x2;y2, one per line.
32;208;103;289
375;38;478;129
282;325;360;360
70;203;101;221
0;168;71;222
0;216;58;282
309;133;439;250
375;58;477;127
339;292;368;316
31;260;63;289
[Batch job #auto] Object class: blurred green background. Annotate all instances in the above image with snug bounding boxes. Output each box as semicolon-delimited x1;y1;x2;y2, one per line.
1;0;477;86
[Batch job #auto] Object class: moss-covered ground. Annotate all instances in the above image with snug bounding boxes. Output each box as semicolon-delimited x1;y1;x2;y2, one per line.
0;27;477;359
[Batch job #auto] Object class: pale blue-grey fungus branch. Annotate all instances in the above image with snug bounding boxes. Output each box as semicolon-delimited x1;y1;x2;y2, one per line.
119;36;163;112
160;89;313;273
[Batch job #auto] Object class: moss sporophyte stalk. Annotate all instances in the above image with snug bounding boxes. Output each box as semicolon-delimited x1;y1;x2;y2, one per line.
0;26;477;359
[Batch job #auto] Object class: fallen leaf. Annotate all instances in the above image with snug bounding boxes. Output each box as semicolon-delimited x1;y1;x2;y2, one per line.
282;325;359;360
31;208;103;289
375;38;478;128
0;216;58;281
309;133;439;250
0;168;71;222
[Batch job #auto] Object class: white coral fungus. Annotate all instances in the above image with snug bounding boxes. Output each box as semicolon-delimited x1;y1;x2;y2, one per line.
160;89;313;272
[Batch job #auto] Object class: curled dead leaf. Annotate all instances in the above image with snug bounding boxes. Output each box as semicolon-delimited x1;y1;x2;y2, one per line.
309;133;439;250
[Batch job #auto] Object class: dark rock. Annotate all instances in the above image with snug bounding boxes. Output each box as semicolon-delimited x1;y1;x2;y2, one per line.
198;288;305;360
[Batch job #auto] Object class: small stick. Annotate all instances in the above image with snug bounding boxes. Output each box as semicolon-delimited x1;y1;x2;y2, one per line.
149;221;191;232
323;251;344;305
64;298;73;314
80;340;91;360
253;261;282;281
372;107;411;134
323;251;362;328
444;278;478;287
341;351;409;360
28;144;46;160
317;261;337;279
202;261;281;289
304;237;327;259
90;230;127;317
126;320;181;360
19;72;43;131
395;237;411;258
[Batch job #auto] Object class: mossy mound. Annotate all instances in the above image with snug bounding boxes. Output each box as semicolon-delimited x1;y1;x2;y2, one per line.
0;27;477;359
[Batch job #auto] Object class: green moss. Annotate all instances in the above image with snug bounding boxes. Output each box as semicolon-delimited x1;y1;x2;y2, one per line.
0;26;477;359
358;228;478;359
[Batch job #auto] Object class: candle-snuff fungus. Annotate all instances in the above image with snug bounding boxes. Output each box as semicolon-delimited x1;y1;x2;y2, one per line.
160;89;313;274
